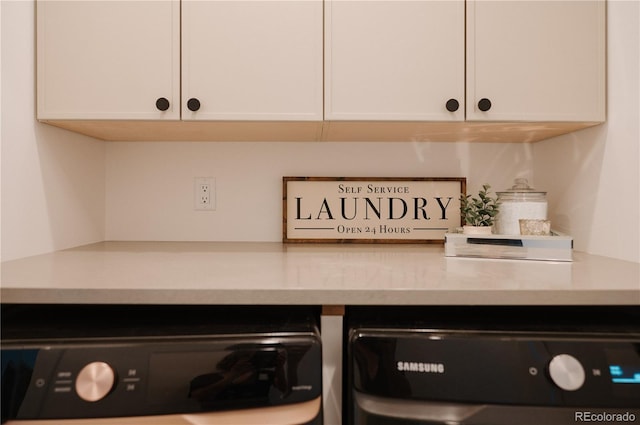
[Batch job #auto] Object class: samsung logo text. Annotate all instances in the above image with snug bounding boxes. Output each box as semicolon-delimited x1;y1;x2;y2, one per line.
396;361;445;374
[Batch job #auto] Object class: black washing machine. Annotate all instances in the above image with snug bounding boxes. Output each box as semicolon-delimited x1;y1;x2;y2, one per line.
1;304;322;425
347;306;640;425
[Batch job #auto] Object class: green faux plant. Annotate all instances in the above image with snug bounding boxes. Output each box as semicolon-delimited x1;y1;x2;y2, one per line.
459;184;500;227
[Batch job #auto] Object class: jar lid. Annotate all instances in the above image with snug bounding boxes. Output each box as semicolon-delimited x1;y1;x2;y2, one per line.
497;178;546;199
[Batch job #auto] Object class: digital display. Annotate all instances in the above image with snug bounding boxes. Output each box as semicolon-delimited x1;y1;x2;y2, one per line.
148;348;284;409
609;365;640;384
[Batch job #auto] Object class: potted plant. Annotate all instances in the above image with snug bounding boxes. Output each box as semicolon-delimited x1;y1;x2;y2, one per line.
459;184;500;235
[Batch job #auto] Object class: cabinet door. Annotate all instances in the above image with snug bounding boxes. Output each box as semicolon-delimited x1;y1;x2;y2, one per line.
182;0;323;121
467;0;606;122
37;1;180;120
325;0;465;121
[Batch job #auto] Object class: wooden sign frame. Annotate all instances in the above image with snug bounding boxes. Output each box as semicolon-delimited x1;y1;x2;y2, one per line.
283;177;466;243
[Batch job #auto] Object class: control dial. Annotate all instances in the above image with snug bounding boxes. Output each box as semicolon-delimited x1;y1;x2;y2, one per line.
75;362;116;402
548;354;585;391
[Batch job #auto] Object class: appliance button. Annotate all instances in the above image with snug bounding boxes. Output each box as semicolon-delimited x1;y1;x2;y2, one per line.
548;354;585;391
75;362;116;402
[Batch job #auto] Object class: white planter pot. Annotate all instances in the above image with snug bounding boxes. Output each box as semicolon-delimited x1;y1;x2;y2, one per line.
462;225;493;235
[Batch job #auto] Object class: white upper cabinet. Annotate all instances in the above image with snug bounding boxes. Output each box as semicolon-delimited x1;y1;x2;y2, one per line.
324;0;465;121
467;0;606;122
36;0;606;140
325;0;605;123
38;0;323;122
37;1;180;120
182;1;323;121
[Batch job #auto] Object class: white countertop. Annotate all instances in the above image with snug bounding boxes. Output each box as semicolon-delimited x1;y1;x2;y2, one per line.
1;242;638;305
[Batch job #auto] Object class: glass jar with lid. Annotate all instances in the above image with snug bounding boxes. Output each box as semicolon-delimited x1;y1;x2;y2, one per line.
495;178;547;235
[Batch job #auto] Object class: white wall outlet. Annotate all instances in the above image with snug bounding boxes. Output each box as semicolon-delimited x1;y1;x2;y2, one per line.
194;177;216;211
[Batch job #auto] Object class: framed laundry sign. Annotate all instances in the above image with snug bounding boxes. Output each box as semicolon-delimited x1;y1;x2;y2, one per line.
283;177;466;243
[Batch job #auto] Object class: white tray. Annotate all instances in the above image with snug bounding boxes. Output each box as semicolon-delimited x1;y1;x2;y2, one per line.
444;230;573;262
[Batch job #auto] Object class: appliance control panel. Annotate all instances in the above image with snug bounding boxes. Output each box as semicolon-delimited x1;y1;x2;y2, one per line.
2;336;322;421
350;329;640;407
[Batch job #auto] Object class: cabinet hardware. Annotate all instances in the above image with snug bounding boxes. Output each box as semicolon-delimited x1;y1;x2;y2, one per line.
155;97;170;111
478;98;492;112
446;99;460;112
187;98;201;112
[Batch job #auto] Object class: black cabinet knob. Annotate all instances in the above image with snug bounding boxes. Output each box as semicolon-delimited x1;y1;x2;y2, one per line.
478;98;492;112
445;99;459;112
187;98;201;112
155;97;170;111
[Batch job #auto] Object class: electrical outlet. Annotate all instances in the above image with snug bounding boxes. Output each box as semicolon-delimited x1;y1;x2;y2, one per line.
194;177;215;211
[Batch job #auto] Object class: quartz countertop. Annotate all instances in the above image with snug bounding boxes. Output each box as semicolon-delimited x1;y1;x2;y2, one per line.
1;242;638;305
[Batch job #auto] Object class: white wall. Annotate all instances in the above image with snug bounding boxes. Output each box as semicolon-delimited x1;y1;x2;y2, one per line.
534;0;640;263
105;141;534;241
1;0;638;264
0;0;105;262
103;0;639;262
1;0;3;262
